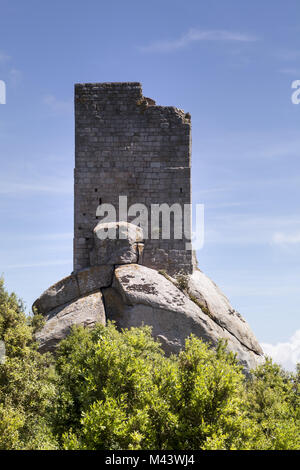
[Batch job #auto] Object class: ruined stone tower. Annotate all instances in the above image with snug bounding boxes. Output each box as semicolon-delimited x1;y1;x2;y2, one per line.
33;82;264;372
74;82;193;275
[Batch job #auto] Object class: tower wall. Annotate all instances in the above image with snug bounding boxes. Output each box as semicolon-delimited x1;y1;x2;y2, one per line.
74;82;192;275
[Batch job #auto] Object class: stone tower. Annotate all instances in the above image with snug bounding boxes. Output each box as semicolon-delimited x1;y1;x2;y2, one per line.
33;82;264;373
74;82;193;275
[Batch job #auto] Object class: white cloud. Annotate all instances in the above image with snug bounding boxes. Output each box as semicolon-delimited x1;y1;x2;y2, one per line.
205;201;244;209
0;51;10;63
194;131;300;163
276;49;300;62
43;94;72;113
27;233;73;241
2;259;71;269
193;176;297;198
0;53;22;86
272;232;300;245
9;68;22;86
0;232;73;242
279;68;300;76
0;180;72;195
256;139;300;160
262;330;300;371
139;28;257;53
202;213;300;246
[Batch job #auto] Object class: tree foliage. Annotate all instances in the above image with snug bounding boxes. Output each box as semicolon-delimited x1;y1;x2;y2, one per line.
0;278;57;449
55;324;300;450
0;278;299;450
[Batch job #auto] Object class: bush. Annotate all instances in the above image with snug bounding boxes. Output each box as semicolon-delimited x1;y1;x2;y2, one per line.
54;323;254;450
0;277;299;450
0;278;57;449
244;359;300;449
54;324;300;450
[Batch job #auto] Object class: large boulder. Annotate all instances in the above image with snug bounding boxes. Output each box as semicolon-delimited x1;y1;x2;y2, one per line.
33;274;79;315
90;221;144;266
33;265;113;315
35;292;106;353
103;264;264;372
32;237;264;373
77;265;114;296
187;269;263;355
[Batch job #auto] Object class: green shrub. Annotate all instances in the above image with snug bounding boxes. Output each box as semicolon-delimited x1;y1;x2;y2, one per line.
0;278;57;449
54;323;253;450
0;277;299;450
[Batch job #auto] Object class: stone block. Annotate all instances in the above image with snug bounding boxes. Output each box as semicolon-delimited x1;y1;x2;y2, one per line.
90;221;144;266
77;265;113;295
33;275;80;315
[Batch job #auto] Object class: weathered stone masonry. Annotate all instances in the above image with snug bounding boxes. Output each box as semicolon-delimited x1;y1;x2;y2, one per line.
74;82;193;275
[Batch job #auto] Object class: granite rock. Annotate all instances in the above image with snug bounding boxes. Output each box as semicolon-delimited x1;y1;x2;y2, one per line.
33;275;79;315
90;221;144;266
33;265;113;315
103;264;264;372
77;265;113;295
187;269;263;355
35;292;106;353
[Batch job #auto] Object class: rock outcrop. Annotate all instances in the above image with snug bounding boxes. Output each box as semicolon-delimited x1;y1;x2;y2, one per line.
187;270;263;356
103;264;263;371
33;223;264;373
33;265;113;315
36;292;106;353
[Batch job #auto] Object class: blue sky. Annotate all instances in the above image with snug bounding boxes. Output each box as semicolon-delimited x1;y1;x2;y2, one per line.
0;0;299;369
